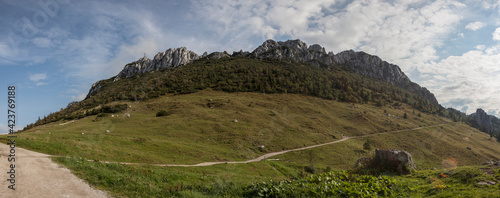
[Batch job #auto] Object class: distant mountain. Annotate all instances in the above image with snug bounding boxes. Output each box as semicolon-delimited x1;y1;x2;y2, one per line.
86;39;438;106
471;109;500;138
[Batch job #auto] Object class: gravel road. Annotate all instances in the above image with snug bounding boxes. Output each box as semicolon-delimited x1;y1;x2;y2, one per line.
0;142;109;198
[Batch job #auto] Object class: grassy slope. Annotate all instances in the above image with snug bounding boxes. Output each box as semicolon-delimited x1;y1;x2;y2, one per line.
12;89;500;166
6;89;500;197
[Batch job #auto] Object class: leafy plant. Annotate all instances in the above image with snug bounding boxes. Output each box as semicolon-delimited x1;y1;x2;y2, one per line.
246;170;415;197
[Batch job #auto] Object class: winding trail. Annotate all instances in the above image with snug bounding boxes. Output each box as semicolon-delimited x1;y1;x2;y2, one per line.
0;141;109;198
98;123;448;167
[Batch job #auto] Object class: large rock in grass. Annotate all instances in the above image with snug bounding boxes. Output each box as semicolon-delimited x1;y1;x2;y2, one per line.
374;149;416;174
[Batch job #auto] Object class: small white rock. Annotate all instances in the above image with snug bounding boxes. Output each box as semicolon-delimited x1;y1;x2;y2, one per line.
106;130;110;133
81;133;84;135
233;119;238;123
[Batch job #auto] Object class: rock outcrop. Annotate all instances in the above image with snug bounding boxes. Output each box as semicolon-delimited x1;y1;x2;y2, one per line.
250;40;438;105
473;109;494;134
114;47;199;82
373;149;416;174
333;50;438;105
251;39;335;67
353;149;416;175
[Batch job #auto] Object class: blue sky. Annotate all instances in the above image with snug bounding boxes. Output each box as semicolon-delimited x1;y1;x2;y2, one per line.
1;0;500;133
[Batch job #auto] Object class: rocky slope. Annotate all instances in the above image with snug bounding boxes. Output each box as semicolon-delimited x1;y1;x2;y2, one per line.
473;109;494;134
85;39;438;106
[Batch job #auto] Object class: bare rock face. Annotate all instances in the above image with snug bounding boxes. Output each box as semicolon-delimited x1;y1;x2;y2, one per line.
251;39;335;67
205;51;231;59
473;109;494;134
250;40;438;105
373;149;416;174
333;50;439;105
114;47;200;82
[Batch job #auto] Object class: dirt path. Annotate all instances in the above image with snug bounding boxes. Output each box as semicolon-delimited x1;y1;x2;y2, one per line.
98;124;448;167
0;142;109;198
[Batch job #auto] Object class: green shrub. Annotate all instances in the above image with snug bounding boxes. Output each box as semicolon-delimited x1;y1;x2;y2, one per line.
246;170;415;197
102;104;128;113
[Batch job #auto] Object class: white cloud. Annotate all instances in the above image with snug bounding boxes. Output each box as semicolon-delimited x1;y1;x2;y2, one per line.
29;73;47;82
475;45;486;50
192;0;465;72
29;73;48;86
419;47;500;116
32;37;53;48
465;21;486;31
493;27;500;41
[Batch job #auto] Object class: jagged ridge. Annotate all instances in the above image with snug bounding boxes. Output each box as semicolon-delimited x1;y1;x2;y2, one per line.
86;39;438;106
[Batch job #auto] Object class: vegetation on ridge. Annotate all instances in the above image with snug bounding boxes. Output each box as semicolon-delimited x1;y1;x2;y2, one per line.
24;57;445;130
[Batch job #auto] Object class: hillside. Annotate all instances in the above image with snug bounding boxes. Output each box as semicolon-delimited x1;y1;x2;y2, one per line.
26;56;442;130
16;89;500;166
9;89;500;197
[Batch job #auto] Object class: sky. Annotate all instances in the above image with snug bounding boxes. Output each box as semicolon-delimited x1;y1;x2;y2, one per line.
1;0;500;133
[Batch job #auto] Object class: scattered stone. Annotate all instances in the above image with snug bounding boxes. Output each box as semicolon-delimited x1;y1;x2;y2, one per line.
233;119;238;123
483;160;500;166
106;130;110;133
81;133;84;135
477;181;496;186
467;147;471;150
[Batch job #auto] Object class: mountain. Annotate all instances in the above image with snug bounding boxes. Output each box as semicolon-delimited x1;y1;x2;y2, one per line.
471;108;500;138
86;39;438;106
28;39;498;139
473;109;494;134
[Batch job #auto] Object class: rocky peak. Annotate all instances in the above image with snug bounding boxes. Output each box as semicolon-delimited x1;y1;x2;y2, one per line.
251;39;335;66
308;44;326;53
281;39;308;51
250;39;438;105
474;109;494;133
252;39;279;55
113;47;199;82
333;50;408;85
